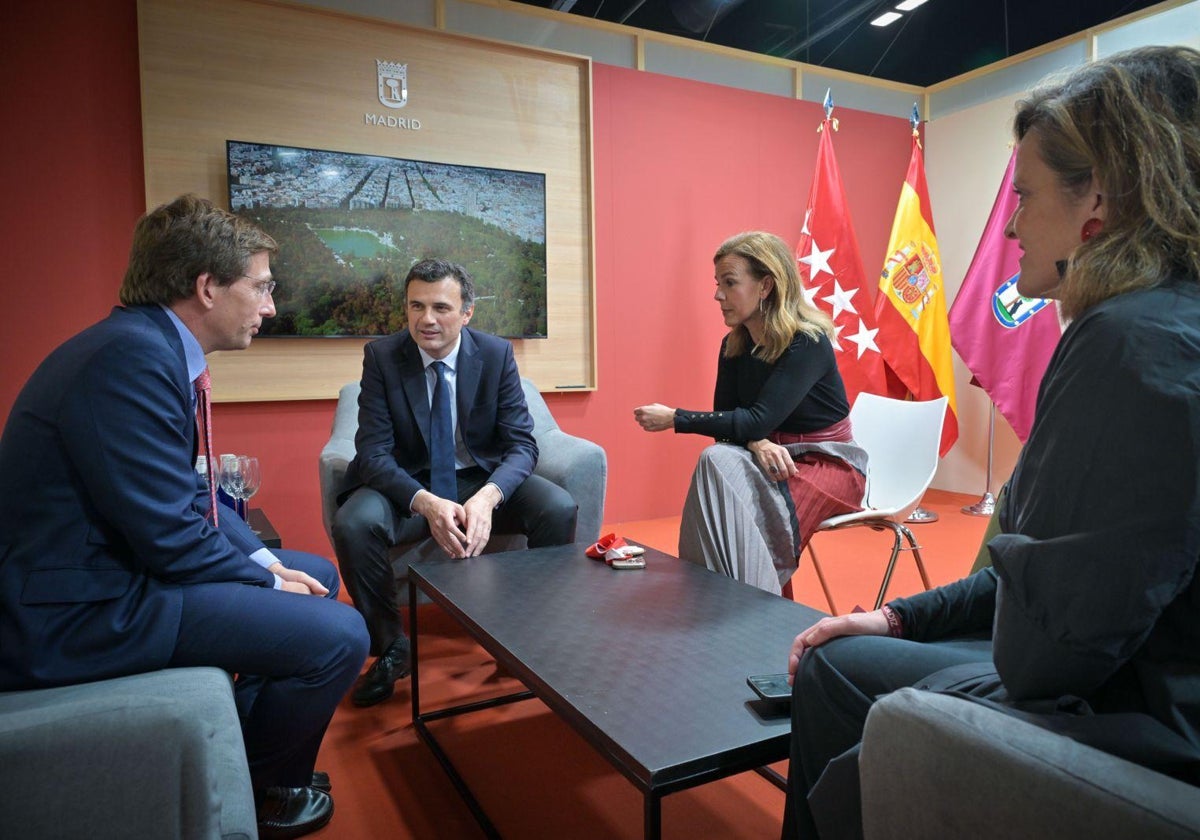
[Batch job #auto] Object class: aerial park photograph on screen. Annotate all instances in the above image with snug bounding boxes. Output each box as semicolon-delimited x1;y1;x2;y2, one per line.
228;140;548;338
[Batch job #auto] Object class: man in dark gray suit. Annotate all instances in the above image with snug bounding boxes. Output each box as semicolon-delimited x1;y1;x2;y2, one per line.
333;258;577;707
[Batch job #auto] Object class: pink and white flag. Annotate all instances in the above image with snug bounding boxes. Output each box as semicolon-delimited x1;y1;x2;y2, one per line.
948;152;1062;442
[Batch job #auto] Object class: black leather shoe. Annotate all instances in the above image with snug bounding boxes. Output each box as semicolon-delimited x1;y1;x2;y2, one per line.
351;637;411;707
257;786;333;839
310;771;331;794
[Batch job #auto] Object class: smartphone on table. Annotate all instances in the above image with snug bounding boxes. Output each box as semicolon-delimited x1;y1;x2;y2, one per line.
746;673;792;703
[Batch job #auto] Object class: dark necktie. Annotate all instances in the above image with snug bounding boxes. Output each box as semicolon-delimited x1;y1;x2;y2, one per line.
429;361;457;500
194;367;218;525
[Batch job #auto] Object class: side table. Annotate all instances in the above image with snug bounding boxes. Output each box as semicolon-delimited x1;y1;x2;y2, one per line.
246;508;281;548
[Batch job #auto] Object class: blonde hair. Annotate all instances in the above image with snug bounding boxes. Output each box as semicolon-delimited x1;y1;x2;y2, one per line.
1014;46;1200;319
715;231;834;363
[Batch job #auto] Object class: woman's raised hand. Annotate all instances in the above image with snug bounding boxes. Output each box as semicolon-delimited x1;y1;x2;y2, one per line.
633;403;677;432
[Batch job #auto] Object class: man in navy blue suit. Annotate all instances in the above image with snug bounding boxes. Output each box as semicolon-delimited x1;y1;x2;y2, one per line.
333;259;578;707
0;195;368;839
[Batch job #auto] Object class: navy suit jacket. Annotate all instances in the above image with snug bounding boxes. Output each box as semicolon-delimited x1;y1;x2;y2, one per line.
341;326;538;510
0;305;273;690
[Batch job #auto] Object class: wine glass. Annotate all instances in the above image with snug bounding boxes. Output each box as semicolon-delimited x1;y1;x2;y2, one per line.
238;456;262;529
218;455;246;519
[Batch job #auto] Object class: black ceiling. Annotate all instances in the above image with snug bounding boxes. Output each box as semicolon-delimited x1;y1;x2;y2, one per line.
512;0;1166;87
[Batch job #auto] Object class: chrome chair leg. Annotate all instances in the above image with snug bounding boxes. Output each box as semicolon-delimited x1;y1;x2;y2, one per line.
900;523;933;590
873;522;905;610
805;542;839;616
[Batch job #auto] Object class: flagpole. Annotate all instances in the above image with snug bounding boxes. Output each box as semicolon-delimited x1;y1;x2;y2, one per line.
962;401;997;516
906;504;939;523
906;392;940;522
893;102;946;526
905;384;939;523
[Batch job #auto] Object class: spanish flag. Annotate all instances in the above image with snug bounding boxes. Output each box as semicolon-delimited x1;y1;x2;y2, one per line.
874;111;958;455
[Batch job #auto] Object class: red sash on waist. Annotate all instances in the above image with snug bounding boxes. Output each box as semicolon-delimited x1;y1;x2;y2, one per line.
769;416;853;445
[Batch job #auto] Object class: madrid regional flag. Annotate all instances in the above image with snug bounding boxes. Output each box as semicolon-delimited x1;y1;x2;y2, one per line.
948;151;1062;442
795;112;887;407
874;114;959;456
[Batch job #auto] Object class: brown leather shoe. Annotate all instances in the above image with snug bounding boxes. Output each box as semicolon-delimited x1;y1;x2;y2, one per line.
257;786;333;839
351;637;411;707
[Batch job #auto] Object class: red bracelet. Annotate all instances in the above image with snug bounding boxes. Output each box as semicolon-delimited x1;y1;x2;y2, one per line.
881;604;903;638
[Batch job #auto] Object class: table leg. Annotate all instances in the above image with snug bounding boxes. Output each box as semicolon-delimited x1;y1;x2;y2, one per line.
409;582;420;722
754;764;788;790
407;578;528;839
644;792;661;840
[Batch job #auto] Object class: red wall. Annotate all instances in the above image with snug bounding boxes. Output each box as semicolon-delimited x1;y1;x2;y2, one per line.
0;1;910;556
580;65;912;526
1;0;145;405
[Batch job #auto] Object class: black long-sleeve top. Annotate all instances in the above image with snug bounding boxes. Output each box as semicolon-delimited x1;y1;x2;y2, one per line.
673;332;850;443
889;279;1200;756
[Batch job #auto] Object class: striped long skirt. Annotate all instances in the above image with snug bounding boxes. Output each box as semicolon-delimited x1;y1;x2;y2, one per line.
678;443;865;595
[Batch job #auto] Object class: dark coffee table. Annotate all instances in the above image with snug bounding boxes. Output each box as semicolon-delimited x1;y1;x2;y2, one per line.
409;544;825;838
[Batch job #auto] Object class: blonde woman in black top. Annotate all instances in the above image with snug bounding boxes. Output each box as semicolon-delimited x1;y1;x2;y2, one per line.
634;231;867;594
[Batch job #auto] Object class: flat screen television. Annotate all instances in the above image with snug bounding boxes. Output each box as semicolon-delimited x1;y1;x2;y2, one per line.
226;140;548;338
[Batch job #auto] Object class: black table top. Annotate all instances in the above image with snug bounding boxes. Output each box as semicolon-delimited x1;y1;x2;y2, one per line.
410;544;825;792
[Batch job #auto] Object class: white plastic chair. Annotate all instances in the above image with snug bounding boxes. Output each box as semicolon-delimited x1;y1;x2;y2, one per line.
804;394;948;614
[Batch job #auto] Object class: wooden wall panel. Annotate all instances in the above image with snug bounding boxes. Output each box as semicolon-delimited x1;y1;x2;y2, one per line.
138;0;595;400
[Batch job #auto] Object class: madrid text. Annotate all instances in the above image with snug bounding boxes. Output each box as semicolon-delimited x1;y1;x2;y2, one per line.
364;113;422;130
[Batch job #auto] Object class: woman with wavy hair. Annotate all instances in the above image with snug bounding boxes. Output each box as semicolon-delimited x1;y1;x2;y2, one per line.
634;231;866;594
782;45;1200;839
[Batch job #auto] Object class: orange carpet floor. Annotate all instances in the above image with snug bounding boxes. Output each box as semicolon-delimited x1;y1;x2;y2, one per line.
315;489;991;839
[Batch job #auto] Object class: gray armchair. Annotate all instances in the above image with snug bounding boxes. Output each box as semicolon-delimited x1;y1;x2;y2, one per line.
860;687;1200;839
319;377;606;600
0;667;256;839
